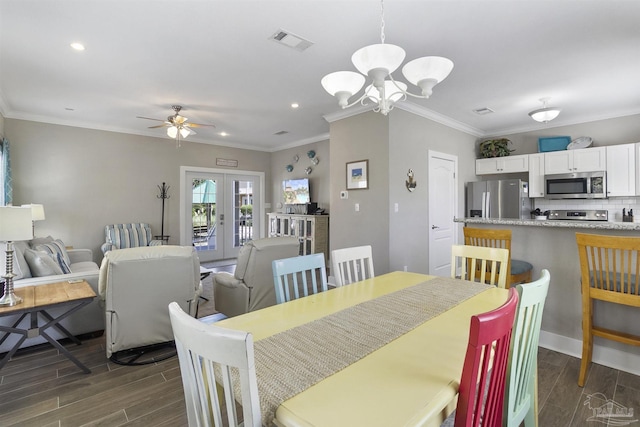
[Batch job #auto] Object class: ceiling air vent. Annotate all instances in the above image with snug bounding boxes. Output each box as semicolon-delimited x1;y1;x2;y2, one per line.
274;130;289;136
472;107;494;115
270;29;313;52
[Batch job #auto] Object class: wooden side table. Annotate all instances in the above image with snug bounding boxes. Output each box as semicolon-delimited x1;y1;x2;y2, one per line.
0;280;96;373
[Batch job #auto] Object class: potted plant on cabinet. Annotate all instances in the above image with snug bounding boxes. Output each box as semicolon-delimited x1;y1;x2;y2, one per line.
479;138;514;158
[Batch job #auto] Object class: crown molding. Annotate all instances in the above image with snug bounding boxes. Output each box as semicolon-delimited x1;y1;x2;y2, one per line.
394;101;484;137
322;104;373;123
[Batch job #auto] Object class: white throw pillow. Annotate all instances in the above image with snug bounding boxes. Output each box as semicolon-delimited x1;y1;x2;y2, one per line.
35;239;72;273
24;248;64;277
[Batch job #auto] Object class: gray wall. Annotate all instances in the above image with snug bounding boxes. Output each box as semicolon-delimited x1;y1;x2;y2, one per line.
329;112;390;275
388;109;477;273
269;139;330;213
6;119;271;262
327;109;478;275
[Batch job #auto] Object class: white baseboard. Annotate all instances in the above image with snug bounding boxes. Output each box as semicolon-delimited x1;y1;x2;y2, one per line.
539;330;640;377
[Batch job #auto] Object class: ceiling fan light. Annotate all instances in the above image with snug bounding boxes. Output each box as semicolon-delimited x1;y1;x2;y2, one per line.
180;127;191;139
529;107;561;123
351;44;406;77
321;71;366;107
167;126;178;139
402;56;454;96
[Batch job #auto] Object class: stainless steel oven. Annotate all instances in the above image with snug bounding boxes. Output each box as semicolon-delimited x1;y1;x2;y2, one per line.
547;209;608;221
544;171;606;199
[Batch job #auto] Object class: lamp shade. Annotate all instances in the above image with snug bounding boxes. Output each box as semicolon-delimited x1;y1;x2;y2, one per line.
180;127;192;138
351;44;406;76
0;207;33;241
402;56;454;97
167;126;178;139
321;71;366;97
529;107;561;123
21;204;45;221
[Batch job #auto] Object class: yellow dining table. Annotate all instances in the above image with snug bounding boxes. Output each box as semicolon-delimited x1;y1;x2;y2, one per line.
217;271;508;427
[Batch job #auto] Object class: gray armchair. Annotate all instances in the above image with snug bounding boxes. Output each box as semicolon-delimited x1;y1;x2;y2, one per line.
98;245;201;360
213;237;299;317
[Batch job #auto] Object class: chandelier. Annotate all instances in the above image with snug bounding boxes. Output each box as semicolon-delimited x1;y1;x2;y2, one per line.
529;97;561;123
321;0;453;115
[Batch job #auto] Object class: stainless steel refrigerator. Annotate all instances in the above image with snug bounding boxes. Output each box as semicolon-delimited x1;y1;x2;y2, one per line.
466;179;531;219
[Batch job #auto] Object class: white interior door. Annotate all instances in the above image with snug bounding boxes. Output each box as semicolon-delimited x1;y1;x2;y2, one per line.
428;151;458;276
181;167;264;262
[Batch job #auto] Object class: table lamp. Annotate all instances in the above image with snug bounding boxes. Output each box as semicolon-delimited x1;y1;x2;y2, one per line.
21;203;45;235
0;206;33;306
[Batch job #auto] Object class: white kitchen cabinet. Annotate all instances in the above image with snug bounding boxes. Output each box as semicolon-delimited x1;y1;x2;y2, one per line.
476;154;529;175
544;147;606;174
606;144;636;197
528;153;545;198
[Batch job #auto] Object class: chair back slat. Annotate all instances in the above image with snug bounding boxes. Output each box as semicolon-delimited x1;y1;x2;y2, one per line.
451;244;509;288
273;253;328;304
455;288;519;427
504;270;550;427
578;233;640;297
331;245;375;286
168;302;261;427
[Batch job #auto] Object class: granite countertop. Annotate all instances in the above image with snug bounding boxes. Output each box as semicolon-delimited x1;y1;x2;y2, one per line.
454;217;640;230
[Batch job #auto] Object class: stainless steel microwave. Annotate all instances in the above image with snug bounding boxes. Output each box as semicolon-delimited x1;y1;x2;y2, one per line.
544;171;607;199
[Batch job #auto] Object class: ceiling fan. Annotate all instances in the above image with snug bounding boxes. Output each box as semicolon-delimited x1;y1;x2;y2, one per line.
137;105;215;146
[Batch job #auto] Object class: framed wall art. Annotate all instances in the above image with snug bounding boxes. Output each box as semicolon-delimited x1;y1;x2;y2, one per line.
346;159;369;190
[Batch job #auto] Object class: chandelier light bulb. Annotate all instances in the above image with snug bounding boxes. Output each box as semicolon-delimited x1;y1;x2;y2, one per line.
320;0;453;115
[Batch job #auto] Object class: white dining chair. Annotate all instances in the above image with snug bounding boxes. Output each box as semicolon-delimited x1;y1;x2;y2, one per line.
168;302;261;427
504;269;550;427
450;244;509;288
331;245;374;286
272;253;328;304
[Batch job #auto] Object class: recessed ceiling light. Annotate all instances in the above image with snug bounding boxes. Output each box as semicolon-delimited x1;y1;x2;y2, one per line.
219;132;228;137
291;103;299;109
70;42;85;51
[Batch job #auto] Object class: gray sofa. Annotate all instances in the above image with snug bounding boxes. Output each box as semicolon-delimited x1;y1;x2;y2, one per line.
0;237;101;353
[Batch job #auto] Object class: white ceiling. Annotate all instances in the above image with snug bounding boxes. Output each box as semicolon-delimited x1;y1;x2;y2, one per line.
1;0;639;152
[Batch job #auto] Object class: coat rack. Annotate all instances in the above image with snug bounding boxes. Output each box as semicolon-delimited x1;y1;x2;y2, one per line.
156;182;170;243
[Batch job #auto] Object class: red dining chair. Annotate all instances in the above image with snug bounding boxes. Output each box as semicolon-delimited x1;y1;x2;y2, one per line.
454;288;519;427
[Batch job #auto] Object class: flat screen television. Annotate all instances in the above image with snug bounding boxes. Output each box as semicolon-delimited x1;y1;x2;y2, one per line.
283;178;310;204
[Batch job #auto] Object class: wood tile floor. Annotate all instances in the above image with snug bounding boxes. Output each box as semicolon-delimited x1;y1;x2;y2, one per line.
3;343;639;426
2;264;638;426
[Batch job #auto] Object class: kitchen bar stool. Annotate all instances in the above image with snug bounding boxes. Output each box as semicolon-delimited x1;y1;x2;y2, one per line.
575;233;640;387
463;227;533;288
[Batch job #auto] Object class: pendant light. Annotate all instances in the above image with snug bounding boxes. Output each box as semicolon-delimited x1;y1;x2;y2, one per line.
529;97;561;123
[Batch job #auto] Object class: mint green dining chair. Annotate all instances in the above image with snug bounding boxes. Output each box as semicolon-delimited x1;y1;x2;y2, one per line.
272;253;328;304
503;269;550;427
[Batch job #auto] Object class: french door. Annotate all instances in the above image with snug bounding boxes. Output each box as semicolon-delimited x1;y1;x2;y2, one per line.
180;167;264;262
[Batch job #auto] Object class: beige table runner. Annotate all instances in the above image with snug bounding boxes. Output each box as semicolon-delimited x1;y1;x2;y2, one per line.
253;276;491;426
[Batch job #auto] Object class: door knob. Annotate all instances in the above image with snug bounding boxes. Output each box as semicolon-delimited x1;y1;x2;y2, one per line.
431;225;440;230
